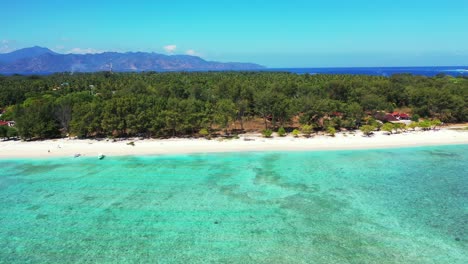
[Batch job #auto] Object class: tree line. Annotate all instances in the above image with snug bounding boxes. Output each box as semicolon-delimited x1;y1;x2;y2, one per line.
0;71;466;140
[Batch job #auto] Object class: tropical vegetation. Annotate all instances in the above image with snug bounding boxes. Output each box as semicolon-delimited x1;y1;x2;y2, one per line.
0;72;466;140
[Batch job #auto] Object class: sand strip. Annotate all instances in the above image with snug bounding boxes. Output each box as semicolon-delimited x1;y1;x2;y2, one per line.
0;129;467;159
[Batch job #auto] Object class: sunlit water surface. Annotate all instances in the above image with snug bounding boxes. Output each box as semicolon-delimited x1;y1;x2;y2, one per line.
0;145;467;263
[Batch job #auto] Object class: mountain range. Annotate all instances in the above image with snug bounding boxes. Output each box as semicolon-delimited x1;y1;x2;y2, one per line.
0;46;265;74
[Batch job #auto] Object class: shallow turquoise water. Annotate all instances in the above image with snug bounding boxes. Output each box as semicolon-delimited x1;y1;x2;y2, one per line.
0;145;467;263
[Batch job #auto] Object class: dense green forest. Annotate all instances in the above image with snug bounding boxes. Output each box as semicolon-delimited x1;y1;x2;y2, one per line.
0;72;467;140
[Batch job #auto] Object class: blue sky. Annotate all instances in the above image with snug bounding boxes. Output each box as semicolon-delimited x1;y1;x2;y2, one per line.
1;0;467;67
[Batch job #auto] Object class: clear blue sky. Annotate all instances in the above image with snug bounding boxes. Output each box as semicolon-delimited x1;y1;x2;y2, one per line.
1;0;467;67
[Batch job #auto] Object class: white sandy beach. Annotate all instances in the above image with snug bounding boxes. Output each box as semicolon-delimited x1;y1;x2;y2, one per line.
1;127;467;159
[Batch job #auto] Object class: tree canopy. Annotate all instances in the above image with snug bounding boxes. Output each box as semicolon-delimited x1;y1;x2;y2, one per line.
0;72;466;140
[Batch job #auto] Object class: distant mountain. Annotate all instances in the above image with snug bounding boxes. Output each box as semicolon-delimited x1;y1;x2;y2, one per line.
0;47;264;74
0;46;57;63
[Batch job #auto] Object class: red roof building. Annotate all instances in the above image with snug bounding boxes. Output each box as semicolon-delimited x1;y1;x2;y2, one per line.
384;114;399;122
399;113;410;119
390;112;411;120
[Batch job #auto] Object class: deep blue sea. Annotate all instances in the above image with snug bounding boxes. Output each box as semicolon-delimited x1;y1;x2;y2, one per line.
0;145;467;263
266;66;468;77
7;66;468;77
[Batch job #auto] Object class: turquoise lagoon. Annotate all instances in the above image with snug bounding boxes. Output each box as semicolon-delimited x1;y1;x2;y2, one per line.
0;145;467;263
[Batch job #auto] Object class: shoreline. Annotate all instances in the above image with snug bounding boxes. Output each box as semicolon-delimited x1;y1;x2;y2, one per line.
1;128;467;159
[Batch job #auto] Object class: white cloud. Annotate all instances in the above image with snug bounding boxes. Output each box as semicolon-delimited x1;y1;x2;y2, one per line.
163;44;177;53
54;45;65;51
68;47;102;54
0;39;15;53
185;49;200;56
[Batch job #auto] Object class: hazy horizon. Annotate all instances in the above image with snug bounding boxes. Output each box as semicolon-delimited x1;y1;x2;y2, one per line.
2;0;468;67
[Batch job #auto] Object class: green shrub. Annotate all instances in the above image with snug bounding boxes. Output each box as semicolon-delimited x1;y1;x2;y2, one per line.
382;123;394;134
419;120;432;130
408;122;418;131
292;129;300;138
199;128;210;138
411;114;420;122
0;126;7;138
367;118;382;129
7;127;18;138
262;129;273;138
360;125;375;136
431;119;442;129
326;126;336;137
301;124;313;137
394;123;407;132
0;127;18;139
277;127;286;137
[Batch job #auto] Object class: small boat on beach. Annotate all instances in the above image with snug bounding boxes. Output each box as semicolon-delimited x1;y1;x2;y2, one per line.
74;153;81;158
98;153;105;160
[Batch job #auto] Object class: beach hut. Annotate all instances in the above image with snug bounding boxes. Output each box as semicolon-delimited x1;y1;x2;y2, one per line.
0;121;15;127
399;113;410;120
383;114;399;122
